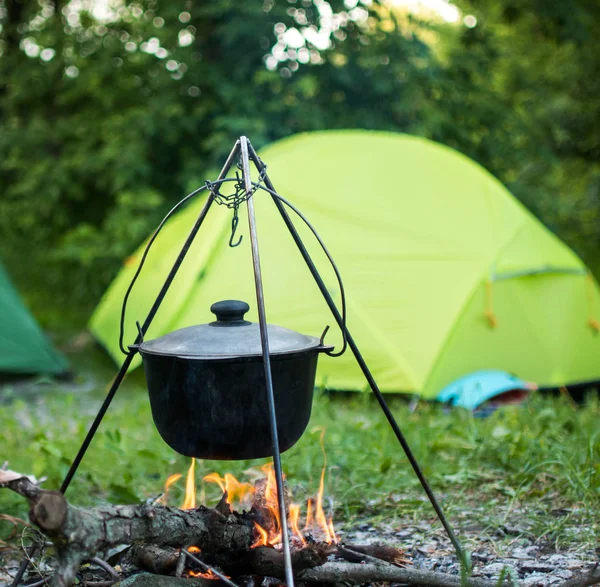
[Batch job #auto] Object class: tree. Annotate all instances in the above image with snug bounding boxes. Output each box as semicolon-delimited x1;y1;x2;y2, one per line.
437;0;600;271
0;0;443;324
2;0;599;329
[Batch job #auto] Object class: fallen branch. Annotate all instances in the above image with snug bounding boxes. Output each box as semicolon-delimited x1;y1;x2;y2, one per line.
130;545;180;575
337;542;411;566
299;561;497;587
114;543;501;587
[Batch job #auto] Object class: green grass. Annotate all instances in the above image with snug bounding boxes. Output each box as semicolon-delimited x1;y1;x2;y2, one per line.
1;373;598;554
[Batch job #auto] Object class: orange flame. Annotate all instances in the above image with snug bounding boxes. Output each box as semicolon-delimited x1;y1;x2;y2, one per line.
156;473;182;505
203;472;226;494
263;463;282;541
250;457;335;547
166;473;183;490
182;459;196;510
314;428;336;543
188;570;224;580
224;473;255;504
252;522;270;548
328;518;336;541
303;498;314;534
203;472;255;509
289;504;306;547
162;433;338;548
186;546;223;580
315;465;332;541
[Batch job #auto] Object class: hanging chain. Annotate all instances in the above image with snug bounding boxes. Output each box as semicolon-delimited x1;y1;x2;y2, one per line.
205;163;268;247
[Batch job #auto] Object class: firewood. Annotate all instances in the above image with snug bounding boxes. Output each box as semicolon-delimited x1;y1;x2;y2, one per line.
129;544;180;575
237;544;327;577
2;471;507;587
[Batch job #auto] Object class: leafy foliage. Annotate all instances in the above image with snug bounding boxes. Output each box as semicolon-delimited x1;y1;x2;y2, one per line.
0;0;437;318
1;0;599;326
434;0;600;269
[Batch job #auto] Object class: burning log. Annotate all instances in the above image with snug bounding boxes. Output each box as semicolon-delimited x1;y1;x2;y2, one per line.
1;472;254;587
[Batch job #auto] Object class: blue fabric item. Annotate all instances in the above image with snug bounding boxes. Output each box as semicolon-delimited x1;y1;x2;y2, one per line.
436;370;531;410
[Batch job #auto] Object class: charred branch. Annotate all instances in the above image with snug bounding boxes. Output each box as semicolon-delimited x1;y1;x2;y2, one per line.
130;545;180;576
336;543;411;566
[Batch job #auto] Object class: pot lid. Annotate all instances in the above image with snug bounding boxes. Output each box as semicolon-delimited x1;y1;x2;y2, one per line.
138;300;323;359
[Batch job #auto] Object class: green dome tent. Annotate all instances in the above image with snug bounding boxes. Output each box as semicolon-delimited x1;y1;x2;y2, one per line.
0;262;69;375
89;131;600;398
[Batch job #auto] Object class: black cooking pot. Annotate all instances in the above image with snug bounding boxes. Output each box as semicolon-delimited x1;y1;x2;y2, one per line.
135;300;331;460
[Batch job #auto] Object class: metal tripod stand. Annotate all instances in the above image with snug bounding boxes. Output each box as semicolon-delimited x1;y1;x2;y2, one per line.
13;136;464;587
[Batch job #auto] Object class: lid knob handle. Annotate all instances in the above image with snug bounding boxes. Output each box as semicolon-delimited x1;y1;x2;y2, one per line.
210;300;250;326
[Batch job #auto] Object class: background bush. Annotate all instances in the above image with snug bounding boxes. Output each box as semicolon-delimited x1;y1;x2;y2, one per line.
1;0;599;329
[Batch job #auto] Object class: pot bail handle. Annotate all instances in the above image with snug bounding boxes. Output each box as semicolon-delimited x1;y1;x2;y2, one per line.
210;300;251;326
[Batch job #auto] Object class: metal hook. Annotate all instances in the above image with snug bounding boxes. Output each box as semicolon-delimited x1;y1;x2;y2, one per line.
229;209;243;247
319;323;347;356
319;325;331;347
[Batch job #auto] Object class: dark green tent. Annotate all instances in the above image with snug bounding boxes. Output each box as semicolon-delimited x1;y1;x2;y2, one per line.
0;262;68;375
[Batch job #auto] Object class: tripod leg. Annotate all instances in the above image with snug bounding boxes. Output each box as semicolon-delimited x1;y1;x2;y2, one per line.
240;137;295;587
246;142;465;564
60;139;240;496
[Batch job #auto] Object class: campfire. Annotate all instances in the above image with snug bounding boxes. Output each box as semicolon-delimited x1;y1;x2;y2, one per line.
1;459;415;587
